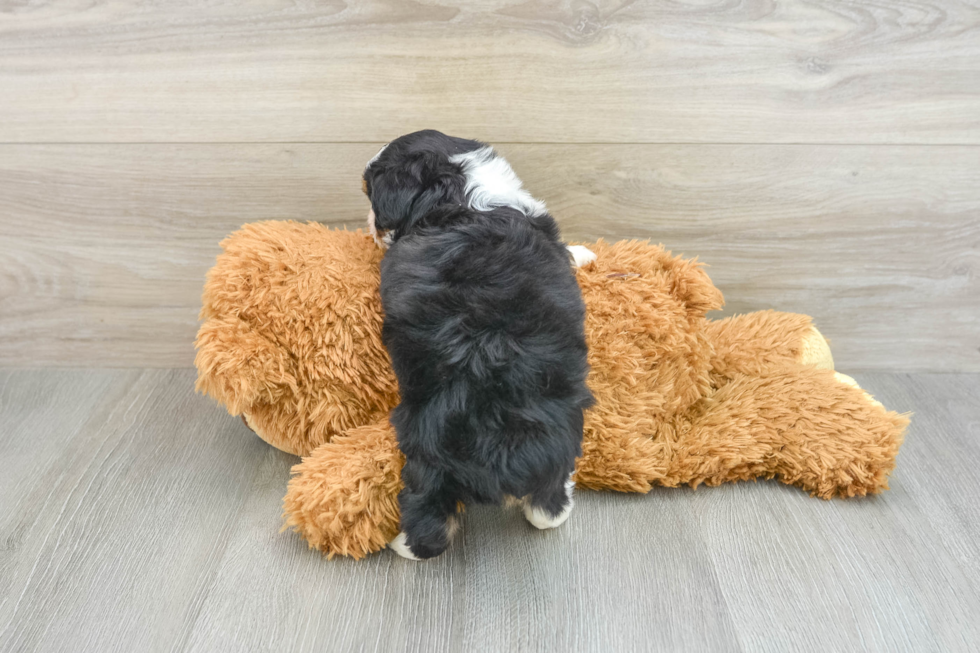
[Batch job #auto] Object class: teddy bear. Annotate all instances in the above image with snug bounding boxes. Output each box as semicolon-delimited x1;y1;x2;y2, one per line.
195;221;909;559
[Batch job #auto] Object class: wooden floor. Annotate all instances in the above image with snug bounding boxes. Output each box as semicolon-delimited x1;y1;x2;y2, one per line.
0;369;976;653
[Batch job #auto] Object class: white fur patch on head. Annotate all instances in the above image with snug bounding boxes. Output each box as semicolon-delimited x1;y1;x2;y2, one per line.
389;532;421;560
365;143;388;172
567;245;597;268
449;146;548;217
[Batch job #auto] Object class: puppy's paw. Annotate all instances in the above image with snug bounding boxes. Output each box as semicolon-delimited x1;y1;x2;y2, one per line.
523;502;573;530
567;245;597;268
388;532;421;561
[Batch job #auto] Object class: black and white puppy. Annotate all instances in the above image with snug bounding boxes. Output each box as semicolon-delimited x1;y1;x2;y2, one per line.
363;130;595;560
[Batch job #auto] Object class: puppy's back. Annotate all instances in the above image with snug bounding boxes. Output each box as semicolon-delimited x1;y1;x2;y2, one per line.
380;207;592;500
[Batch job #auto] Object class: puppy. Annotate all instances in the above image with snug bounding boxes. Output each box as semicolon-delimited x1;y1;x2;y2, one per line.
363;130;594;560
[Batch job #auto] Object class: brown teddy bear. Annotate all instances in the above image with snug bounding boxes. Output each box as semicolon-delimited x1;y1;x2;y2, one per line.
195;221;909;559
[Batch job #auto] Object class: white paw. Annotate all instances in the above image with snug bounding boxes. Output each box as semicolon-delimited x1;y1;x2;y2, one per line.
388;532;421;560
523;478;575;530
524;502;573;530
567;245;597;268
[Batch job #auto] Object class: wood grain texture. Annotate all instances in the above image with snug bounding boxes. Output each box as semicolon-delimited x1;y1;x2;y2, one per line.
0;370;977;652
0;369;270;653
1;0;979;143
1;143;977;370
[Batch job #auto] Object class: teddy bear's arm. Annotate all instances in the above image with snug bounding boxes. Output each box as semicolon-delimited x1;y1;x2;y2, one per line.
705;311;834;379
283;419;404;559
194;315;298;416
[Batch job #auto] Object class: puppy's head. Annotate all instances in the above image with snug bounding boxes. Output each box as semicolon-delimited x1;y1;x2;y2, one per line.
362;130;483;248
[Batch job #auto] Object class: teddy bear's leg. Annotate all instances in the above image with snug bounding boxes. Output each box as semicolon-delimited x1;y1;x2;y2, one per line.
574;416;671;494
282;419;404;559
674;365;908;498
705;311;834;379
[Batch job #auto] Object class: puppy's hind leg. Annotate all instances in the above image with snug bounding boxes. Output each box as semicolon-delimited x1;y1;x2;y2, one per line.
389;460;459;561
523;473;575;530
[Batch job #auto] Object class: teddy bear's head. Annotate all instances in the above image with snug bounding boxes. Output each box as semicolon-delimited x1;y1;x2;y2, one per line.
195;222;399;456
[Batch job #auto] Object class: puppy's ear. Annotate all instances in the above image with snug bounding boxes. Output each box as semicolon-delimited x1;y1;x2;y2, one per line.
368;172;420;234
369;152;465;238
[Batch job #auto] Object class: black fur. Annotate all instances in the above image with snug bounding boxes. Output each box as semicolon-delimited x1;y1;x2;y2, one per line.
363;129;482;244
367;131;593;559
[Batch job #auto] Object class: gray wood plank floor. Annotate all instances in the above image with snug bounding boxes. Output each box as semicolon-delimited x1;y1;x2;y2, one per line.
1;369;977;652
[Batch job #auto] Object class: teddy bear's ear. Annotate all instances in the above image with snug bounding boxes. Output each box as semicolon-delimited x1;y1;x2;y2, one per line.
194;315;298;415
666;256;725;319
576;239;724;318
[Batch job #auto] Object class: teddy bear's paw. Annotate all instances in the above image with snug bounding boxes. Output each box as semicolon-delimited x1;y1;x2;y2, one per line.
241;412;292;453
800;326;835;370
567;245;597;268
833;372;885;409
388;532;422;561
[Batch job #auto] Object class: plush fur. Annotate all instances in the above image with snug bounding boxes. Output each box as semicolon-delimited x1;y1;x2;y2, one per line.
195;223;910;560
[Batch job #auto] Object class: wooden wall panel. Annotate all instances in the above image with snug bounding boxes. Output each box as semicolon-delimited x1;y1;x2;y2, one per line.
1;143;976;370
1;0;978;143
